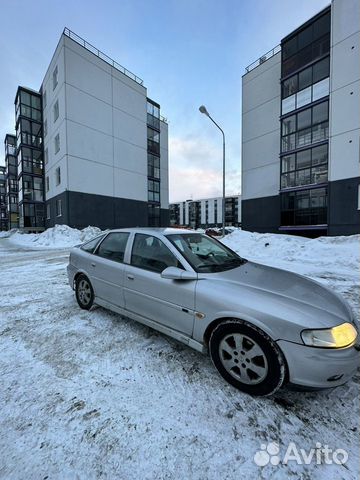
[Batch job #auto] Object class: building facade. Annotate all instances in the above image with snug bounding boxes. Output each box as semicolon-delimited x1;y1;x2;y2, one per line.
4;134;19;230
1;28;169;232
170;195;241;229
242;0;360;236
0;166;7;231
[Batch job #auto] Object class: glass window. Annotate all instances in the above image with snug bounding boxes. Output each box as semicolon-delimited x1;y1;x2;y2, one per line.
282;134;296;153
53;66;58;90
312;12;331;40
282;115;296;136
44;148;48;165
296;86;312;108
312;144;328;165
312;121;328;143
131;234;182;273
283;36;297;60
21;91;31;106
44;119;47;138
46;204;51;220
282;95;296;114
312;78;329;101
281;172;296;189
298;66;312;90
312;101;328;124
313;57;330;83
296;168;311;186
298;25;313;50
96;233;129;263
282;76;298;98
43;90;47;108
55;167;61;185
54;133;60;154
56;199;62;217
46;176;49;192
297;109;312;130
281;154;295;172
53;100;59;122
311;165;328;184
167;233;244;273
296;149;311;169
296;127;312;147
81;234;106;253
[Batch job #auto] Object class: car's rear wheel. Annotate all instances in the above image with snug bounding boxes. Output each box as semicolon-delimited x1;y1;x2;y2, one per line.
209;320;286;396
75;274;94;310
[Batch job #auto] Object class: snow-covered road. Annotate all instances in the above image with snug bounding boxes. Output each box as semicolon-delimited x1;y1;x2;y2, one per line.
0;233;359;480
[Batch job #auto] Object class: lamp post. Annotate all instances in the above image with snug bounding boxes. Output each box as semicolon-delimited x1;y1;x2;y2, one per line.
199;105;226;237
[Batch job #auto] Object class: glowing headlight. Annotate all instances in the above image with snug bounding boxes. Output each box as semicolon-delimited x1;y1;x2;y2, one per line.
301;323;358;348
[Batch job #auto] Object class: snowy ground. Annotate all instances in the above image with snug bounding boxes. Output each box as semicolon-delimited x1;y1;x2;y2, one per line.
0;227;359;479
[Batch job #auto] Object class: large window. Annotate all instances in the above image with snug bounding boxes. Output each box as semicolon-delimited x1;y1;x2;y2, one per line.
21;203;44;228
20;175;44;202
148;153;160;179
148;179;160;202
281;187;327;226
131;234;182;273
54;133;60;154
147;101;160;130
147;127;160;155
282;57;329;114
281;100;328;153
148;204;160;227
281;144;328;189
282;10;330;77
53;100;59;122
96;233;129;263
18;147;43;175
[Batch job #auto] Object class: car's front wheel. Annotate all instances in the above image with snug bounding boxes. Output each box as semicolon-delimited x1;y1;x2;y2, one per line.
209;320;286;396
75;274;94;310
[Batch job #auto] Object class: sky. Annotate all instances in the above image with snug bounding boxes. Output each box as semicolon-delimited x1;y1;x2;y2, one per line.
0;0;329;203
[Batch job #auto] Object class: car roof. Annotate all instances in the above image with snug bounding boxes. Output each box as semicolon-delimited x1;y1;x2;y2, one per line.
104;227;199;236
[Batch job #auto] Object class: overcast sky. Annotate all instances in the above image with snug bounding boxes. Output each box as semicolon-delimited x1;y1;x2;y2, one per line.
0;0;329;202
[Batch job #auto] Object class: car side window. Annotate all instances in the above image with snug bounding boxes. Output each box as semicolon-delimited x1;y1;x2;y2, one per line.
131;234;183;273
96;233;129;263
81;234;105;253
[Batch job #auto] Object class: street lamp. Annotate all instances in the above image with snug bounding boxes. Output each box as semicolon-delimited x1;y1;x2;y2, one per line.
199;105;226;237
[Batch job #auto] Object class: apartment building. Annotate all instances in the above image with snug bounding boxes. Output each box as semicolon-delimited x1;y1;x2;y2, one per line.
169;195;241;229
241;0;360;236
1;28;169;232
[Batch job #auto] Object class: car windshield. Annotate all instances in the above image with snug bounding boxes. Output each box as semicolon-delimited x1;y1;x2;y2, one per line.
166;233;246;273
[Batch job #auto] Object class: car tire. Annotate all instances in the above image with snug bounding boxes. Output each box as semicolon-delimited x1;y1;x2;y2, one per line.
209;320;286;396
75;274;94;310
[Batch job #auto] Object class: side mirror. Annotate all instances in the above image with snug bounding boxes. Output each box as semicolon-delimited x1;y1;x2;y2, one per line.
161;266;197;281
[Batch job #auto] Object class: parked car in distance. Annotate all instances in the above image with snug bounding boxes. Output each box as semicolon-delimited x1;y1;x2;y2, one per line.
67;228;359;396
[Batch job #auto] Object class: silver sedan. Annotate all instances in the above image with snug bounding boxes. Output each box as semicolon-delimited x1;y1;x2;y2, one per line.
67;228;359;396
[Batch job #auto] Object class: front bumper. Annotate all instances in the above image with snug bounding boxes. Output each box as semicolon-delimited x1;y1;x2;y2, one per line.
67;264;77;290
277;339;360;389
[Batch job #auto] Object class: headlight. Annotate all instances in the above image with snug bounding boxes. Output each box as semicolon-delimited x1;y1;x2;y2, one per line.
301;322;358;348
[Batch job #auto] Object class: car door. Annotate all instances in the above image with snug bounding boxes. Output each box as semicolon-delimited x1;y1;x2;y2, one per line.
89;232;130;308
123;233;196;336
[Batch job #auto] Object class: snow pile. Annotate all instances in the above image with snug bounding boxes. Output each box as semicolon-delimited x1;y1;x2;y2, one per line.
2;224;102;248
222;229;360;277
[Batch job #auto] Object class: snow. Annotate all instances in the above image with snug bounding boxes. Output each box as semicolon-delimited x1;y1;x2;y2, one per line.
0;228;359;479
0;224;102;248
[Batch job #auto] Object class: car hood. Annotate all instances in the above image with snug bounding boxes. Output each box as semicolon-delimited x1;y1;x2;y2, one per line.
200;261;352;324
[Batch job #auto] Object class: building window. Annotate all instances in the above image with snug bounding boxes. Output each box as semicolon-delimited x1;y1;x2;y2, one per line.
54;133;60;154
43;119;48;138
55;167;61;186
56;199;62;217
53;65;58;90
148;153;160;179
46;204;51;220
281;187;327;226
53;100;59;122
282;10;330;77
44;147;48;165
46;176;50;192
148;204;160;227
148;179;160;203
43;90;47;108
281;144;328;189
281;100;328;153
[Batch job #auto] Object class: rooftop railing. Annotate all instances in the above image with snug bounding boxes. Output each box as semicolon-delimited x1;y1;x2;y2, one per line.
245;44;281;73
63;28;144;86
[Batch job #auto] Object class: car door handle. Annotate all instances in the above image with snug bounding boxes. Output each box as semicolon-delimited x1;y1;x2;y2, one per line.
91;262;96;267
127;274;134;280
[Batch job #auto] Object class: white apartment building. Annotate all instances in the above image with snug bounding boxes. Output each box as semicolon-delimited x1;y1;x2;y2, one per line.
242;0;359;236
170;195;241;229
4;28;169;232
